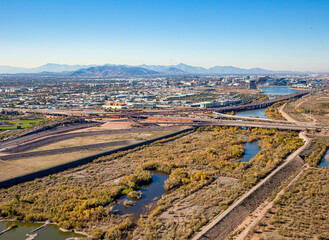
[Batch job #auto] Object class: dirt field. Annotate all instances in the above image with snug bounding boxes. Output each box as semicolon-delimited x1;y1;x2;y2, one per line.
0;161;38;181
0;128;188;182
5;126;187;153
0;150;104;181
31;131;171;151
282;89;329;126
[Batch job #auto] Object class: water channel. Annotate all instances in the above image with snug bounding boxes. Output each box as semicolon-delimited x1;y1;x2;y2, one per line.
237;135;260;163
319;149;329;167
240;140;260;162
112;171;168;222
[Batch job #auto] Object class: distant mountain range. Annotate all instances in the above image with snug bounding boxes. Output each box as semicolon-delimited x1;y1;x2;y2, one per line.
0;63;295;76
0;63;94;74
72;65;159;77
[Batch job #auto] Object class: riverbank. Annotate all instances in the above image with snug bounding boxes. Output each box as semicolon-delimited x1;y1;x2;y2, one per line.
0;127;303;239
192;131;309;240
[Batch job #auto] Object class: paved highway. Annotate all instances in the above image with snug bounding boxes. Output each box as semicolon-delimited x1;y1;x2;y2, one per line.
196;119;327;131
145;115;327;131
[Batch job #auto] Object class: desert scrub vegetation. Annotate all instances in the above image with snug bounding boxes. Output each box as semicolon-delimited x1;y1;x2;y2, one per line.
135;127;303;239
264;101;286;120
300;137;329;167
0;127;304;239
247;168;329;239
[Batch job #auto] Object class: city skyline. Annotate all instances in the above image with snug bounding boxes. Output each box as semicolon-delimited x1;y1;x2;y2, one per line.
1;0;329;72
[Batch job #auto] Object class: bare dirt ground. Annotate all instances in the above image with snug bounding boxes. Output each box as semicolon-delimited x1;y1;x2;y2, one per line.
5;126;187;154
30;133;151;151
280;90;329;126
70;121;135;132
0;160;38;181
0;150;104;181
279;103;312;124
0;127;188;182
0;140;137;161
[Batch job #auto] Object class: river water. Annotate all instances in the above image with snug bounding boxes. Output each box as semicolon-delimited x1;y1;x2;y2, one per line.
260;86;301;96
112;171;168;222
319;150;329;167
0;221;82;240
237;135;260;163
234;86;301;119
0;172;169;239
240;140;260;162
234;109;268;119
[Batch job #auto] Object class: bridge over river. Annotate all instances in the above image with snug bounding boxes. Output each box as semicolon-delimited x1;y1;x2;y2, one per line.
213;90;309;113
195;119;327;131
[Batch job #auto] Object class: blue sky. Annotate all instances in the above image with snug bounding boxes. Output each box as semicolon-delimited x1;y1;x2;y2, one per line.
1;0;329;71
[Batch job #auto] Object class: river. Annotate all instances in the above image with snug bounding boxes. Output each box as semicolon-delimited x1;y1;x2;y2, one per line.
234;86;301;119
260;86;301;96
319;149;329;167
240;140;260;162
112;171;168;222
0;221;83;240
237;135;260;163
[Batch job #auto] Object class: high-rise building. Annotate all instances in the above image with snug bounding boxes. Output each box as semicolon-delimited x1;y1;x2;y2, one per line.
248;80;257;89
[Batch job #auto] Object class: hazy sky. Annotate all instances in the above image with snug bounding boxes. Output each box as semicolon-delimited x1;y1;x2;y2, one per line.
1;0;329;71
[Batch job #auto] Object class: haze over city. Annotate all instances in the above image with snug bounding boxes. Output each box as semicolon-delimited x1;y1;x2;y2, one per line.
1;0;329;72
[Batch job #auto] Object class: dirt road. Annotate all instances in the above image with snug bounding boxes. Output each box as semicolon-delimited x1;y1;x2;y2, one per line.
192;132;310;240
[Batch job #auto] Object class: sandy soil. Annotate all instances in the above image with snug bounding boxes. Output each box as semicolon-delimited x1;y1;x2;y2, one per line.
71;121;135;133
0;160;38;181
280;90;329;126
279;103;314;125
31;131;173;151
9;150;104;169
144;117;194;123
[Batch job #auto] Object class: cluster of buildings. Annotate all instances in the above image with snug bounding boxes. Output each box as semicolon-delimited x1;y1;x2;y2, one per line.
0;73;326;111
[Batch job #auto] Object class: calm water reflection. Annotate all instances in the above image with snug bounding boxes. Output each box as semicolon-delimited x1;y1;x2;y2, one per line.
112;171;168;222
234;108;268;119
0;221;83;240
260;86;301;95
240;140;260;163
319;150;329;167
